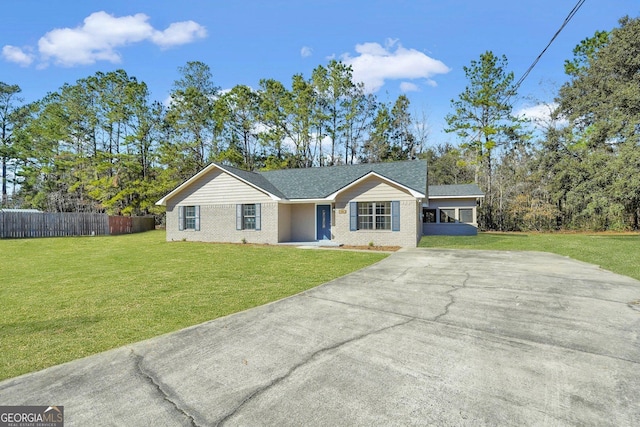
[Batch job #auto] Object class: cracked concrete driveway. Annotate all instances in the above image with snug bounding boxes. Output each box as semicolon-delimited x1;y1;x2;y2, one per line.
1;248;639;426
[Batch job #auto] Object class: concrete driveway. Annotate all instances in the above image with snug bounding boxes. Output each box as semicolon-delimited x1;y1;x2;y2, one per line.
1;249;639;426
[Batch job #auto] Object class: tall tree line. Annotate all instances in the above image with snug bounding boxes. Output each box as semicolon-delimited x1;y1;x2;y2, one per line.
2;61;420;215
541;16;640;230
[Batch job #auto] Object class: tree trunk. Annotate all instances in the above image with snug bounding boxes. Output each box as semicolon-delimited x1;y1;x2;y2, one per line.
1;120;7;206
1;155;7;206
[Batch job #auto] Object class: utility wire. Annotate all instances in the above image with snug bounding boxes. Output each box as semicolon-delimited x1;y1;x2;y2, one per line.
512;0;587;94
452;0;587;145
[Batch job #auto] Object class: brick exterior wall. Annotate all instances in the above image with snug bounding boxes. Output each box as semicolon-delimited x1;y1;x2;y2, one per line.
333;200;421;247
166;202;279;244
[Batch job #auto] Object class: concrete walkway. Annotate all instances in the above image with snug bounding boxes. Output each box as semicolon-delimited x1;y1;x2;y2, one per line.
1;249;639;426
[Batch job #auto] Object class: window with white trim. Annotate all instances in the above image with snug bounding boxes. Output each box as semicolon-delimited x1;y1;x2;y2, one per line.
440;208;456;223
243;204;256;230
459;208;474;224
179;205;200;231
184;206;197;229
357;202;391;230
423;208;436;223
236;203;261;231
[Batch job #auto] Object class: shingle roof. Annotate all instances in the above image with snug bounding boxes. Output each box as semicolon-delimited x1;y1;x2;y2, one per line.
159;159;484;205
428;184;484;197
257;159;428;199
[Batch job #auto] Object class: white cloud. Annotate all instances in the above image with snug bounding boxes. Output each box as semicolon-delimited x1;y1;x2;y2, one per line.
163;94;174;107
517;102;567;129
355;42;391;56
151;20;207;48
341;39;450;93
399;82;419;92
4;11;206;67
300;46;313;58
2;45;34;66
517;104;551;121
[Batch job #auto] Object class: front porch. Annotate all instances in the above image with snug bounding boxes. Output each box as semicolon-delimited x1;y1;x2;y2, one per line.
278;203;334;243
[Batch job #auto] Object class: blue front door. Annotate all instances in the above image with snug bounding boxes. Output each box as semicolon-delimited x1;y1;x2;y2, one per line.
316;205;331;240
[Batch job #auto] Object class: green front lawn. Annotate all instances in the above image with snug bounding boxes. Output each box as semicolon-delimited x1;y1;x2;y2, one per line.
0;231;386;381
419;232;640;281
5;230;638;381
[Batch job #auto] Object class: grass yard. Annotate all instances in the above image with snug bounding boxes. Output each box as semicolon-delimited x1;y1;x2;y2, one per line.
419;232;640;281
0;230;387;381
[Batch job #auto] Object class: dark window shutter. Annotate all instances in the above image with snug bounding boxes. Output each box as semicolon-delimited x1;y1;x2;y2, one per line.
236;204;242;230
349;202;357;231
195;206;200;231
178;206;184;231
392;201;400;231
255;203;261;231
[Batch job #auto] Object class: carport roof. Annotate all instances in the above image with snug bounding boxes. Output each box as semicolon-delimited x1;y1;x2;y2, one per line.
429;184;484;198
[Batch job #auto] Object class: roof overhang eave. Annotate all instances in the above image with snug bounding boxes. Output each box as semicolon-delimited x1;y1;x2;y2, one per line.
428;194;485;199
281;198;335;204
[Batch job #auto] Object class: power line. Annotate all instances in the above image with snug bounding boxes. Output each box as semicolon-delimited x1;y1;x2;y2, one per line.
512;0;587;93
451;0;587;146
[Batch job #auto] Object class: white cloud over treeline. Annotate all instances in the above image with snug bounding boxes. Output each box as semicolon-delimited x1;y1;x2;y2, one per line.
2;11;207;67
517;102;568;129
341;39;450;93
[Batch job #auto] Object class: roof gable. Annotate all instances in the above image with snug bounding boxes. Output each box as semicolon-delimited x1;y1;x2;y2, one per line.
326;171;425;200
156;163;283;206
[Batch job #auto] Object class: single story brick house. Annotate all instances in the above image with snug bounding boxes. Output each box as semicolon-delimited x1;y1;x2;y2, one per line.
156;159;484;247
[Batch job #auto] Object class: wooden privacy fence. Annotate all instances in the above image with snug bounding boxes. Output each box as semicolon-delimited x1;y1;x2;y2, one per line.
0;211;155;238
108;215;156;235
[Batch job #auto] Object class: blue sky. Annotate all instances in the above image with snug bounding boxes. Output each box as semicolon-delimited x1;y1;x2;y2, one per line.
2;0;639;144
